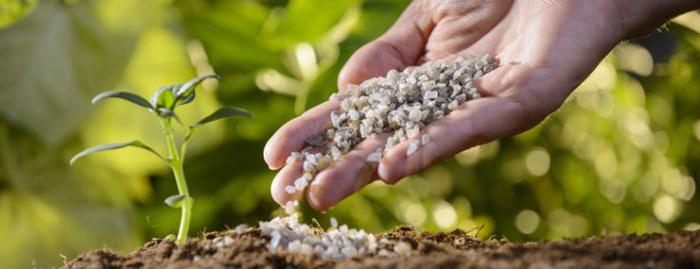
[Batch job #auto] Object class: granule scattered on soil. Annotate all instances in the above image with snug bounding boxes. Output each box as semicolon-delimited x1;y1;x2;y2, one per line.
63;226;700;269
259;214;394;260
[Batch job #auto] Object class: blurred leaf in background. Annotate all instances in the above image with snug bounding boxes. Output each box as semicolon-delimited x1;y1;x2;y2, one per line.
0;0;35;28
0;0;157;267
0;0;699;268
0;0;143;145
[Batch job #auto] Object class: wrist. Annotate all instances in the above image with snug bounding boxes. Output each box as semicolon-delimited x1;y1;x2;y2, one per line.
614;0;700;39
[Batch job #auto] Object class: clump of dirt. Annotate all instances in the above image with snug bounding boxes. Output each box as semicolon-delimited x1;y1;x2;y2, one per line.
64;227;700;269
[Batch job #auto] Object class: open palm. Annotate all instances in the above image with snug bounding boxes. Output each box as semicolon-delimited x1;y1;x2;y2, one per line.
264;0;682;211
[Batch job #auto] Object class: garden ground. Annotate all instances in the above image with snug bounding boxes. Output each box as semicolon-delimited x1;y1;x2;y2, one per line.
64;227;700;269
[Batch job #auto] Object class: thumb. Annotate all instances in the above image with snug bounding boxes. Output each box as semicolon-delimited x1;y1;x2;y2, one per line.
338;1;432;89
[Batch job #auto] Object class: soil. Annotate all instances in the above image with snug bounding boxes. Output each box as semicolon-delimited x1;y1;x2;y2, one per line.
63;227;700;269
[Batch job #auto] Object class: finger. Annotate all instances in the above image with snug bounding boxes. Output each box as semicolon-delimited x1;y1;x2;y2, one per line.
306;134;390;211
263;99;340;170
377;64;556;183
337;1;432;89
270;161;305;206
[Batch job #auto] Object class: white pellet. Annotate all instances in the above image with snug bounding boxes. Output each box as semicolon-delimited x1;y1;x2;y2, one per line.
348;109;360;120
294;177;308;191
406;140;419;156
285;185;296;194
421;134;431;145
223;236;234;246
424;90;438;99
393;241;412;255
366;152;382;162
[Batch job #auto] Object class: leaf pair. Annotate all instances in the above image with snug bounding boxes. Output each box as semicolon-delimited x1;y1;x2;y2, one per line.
151;74;221;111
91;74;220;115
150;84;177;111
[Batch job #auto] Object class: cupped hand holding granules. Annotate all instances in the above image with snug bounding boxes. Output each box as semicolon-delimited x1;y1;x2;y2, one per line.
275;56;497;214
264;0;698;212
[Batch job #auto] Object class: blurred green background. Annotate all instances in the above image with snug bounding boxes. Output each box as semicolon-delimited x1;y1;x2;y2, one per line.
1;0;699;268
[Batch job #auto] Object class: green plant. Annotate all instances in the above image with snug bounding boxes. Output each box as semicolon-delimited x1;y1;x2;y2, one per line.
70;74;251;244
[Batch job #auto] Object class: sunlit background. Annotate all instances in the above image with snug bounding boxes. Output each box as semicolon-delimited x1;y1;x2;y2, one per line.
1;0;699;268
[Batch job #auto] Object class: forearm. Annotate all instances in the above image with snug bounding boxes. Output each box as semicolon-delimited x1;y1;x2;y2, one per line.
617;0;700;38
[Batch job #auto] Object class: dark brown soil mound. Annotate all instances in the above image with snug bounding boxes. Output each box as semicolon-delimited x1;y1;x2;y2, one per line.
63;227;700;269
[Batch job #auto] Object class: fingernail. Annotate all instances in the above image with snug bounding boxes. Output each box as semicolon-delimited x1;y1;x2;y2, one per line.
307;181;324;211
377;163;389;181
378;163;402;185
267;158;285;170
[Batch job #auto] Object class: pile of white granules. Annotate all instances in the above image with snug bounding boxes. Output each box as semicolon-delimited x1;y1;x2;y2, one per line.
259;214;412;259
283;55;497;213
205;214;413;260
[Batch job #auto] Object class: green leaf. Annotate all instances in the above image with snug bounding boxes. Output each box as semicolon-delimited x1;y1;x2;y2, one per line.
164;194;186;208
262;0;360;49
0;0;37;29
174;74;219;100
150;85;177;109
91;91;153;109
69;140;163;165
190;107;251;128
177;90;196;106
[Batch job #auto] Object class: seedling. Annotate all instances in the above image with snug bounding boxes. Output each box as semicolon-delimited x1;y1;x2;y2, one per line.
70;75;251;244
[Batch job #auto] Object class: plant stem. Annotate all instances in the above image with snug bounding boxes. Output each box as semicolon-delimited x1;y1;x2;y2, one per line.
159;118;193;245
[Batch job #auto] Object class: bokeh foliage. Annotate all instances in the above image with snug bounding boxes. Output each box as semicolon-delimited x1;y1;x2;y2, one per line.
0;0;698;268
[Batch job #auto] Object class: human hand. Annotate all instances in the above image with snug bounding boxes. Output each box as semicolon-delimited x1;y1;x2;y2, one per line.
264;0;699;211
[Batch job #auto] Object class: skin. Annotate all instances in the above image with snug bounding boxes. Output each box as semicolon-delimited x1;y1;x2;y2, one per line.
264;0;700;211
